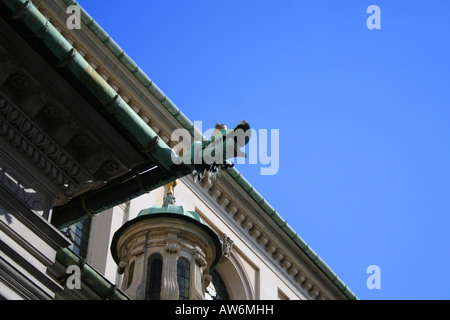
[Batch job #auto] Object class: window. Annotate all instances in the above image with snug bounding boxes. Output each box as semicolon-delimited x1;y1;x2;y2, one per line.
145;254;162;300
62;218;91;258
205;270;230;300
177;257;190;300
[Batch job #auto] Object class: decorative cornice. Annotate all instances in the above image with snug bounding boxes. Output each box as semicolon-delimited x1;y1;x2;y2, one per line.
0;93;91;190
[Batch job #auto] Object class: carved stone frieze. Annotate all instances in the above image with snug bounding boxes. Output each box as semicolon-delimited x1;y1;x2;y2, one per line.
0;94;92;190
72;134;91;148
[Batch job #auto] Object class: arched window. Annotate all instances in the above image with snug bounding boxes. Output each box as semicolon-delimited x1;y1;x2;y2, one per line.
177;257;190;300
145;254;162;300
205;269;230;300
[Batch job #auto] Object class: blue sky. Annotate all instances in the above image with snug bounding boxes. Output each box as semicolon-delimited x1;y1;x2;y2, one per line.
76;0;450;299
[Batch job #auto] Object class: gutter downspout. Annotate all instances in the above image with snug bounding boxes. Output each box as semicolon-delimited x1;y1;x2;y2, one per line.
52;165;192;229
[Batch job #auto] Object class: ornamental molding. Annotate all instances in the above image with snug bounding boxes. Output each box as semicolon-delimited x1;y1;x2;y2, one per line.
194;252;207;267
129;246;146;258
165;241;180;254
0;93;92;192
221;233;234;260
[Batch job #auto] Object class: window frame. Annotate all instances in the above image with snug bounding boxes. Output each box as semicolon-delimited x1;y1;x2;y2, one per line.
145;253;163;300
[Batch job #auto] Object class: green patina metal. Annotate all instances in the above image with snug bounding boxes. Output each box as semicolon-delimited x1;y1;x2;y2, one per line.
56;248;130;300
180;121;251;183
50;119;251;229
137;204;205;224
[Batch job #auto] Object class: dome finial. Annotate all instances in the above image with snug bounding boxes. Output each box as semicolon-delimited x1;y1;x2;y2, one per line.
163;179;178;206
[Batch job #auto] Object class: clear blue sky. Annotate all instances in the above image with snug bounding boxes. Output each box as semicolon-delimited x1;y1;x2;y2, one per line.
76;0;450;300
